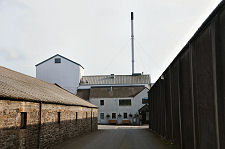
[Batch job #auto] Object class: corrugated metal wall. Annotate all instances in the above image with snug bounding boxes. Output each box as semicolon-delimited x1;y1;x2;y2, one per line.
148;1;225;149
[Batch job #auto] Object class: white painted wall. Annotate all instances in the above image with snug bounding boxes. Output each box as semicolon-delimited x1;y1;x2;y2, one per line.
89;88;149;124
36;55;83;94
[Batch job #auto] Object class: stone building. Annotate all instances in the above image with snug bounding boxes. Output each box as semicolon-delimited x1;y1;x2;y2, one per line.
0;66;98;149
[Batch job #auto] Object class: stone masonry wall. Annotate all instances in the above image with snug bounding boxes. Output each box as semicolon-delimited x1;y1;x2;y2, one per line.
0;100;40;149
0;100;98;149
40;104;98;148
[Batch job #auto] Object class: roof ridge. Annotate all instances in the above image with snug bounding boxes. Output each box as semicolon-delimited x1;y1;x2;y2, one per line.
82;74;150;77
35;54;84;69
91;85;145;88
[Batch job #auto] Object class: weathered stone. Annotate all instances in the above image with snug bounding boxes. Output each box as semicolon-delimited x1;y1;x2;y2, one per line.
0;100;98;149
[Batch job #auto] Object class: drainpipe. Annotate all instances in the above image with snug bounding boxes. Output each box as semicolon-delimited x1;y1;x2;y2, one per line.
91;108;93;132
37;102;42;149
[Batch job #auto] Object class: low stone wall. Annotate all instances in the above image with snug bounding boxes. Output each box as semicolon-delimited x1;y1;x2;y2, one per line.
0;100;98;149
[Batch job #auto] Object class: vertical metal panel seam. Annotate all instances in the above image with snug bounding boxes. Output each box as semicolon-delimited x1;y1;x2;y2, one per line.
190;43;197;149
211;15;220;149
169;70;174;142
177;61;183;149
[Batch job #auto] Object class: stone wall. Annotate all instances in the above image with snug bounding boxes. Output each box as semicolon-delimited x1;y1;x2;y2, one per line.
0;100;98;149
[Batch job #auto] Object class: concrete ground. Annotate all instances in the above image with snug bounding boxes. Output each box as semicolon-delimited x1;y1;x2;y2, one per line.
53;125;173;149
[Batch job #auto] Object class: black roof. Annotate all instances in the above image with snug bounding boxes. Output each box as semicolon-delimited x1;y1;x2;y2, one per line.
35;54;84;69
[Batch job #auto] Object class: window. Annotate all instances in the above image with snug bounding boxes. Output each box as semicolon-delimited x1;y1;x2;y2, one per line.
142;97;149;104
21;112;27;129
100;113;104;119
119;99;131;106
112;113;116;119
100;100;104;106
55;58;61;63
86;112;88;119
58;112;61;124
124;113;127;119
76;112;78;121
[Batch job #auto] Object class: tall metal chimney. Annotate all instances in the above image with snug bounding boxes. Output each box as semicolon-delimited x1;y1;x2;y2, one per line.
131;12;135;75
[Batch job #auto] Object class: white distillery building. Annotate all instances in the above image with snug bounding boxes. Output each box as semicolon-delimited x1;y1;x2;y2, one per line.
77;75;150;124
35;54;151;124
89;86;149;124
36;54;84;94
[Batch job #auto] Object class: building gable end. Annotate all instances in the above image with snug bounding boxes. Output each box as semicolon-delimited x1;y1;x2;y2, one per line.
35;54;84;69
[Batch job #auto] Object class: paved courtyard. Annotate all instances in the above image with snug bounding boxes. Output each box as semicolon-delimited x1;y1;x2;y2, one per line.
53;125;173;149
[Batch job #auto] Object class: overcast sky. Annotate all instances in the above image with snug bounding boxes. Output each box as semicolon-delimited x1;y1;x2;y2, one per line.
0;0;222;82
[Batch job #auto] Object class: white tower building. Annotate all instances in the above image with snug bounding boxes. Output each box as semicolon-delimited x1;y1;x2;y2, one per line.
36;54;84;94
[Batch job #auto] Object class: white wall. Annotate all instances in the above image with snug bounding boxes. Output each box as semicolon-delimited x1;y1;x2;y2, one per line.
89;88;149;124
36;55;83;94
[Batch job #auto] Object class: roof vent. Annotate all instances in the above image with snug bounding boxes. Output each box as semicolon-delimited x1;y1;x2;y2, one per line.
110;74;115;78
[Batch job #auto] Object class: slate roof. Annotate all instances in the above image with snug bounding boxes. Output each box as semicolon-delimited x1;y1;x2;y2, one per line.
76;89;90;101
0;66;96;108
138;104;149;113
80;75;150;85
89;86;146;98
35;54;84;69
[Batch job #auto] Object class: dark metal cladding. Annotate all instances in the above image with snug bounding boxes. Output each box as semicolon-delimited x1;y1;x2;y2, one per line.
170;61;182;149
192;24;219;149
164;70;173;142
216;6;225;149
148;1;225;149
160;79;166;138
179;49;196;149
